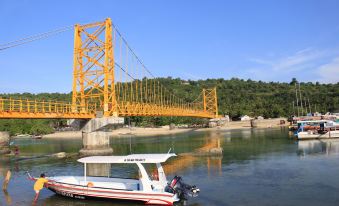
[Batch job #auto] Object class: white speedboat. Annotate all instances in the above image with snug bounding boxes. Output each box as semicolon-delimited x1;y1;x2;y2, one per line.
28;153;199;205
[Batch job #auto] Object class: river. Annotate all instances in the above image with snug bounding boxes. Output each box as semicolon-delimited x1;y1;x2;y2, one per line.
1;127;339;206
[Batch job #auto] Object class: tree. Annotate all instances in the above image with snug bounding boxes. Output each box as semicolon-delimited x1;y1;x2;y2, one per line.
290;78;298;85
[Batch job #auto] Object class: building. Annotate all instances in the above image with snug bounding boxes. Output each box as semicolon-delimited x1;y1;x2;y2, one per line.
257;116;264;120
240;115;251;121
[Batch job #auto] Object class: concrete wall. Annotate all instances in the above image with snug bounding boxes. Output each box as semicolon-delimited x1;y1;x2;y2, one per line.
224;118;288;129
79;117;124;156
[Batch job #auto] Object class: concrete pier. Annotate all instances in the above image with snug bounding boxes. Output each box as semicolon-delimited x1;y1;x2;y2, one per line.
86;163;111;177
79;117;124;156
0;132;10;155
79;131;113;156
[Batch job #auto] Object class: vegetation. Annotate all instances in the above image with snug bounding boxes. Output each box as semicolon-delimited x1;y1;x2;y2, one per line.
130;77;338;120
0;78;338;134
0;119;56;136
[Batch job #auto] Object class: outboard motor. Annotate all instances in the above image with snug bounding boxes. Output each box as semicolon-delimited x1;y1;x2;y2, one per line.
165;176;200;200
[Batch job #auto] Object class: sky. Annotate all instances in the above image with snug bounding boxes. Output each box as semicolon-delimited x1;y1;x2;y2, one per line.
1;0;339;93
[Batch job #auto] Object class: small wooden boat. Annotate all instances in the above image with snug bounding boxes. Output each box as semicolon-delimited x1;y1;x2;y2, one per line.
28;153;199;205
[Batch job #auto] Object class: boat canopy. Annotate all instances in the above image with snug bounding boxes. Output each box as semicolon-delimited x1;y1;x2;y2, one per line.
78;153;176;164
297;120;331;124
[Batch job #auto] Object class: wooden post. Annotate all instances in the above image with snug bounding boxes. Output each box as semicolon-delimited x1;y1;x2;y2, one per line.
2;170;11;191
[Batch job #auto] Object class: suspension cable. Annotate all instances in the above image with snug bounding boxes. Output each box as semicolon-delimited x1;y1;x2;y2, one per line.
0;25;73;51
112;25;190;105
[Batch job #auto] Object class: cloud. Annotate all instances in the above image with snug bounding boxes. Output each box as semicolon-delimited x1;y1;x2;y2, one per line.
249;48;325;72
245;47;339;83
316;57;339;83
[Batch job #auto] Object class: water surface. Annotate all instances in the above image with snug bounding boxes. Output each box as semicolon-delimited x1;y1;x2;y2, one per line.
1;127;339;206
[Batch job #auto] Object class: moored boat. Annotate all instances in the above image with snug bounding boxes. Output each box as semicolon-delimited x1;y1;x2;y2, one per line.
28;153;199;205
296;120;339;140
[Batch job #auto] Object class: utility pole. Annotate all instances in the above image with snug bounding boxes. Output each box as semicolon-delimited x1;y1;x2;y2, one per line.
298;83;303;116
292;101;295;116
295;83;300;117
304;97;308;115
308;98;311;114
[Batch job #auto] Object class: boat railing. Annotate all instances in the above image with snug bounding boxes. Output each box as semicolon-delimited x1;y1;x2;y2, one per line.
51;180;140;191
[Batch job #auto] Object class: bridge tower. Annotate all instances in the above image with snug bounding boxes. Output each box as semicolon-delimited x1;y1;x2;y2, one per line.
203;87;218;118
72;18;116;117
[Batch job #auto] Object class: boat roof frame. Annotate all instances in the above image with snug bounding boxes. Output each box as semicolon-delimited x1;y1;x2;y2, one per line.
297;120;333;124
78;153;176;164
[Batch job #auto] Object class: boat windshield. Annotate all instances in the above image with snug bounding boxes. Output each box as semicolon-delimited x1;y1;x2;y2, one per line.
86;163;140;179
141;163;160;181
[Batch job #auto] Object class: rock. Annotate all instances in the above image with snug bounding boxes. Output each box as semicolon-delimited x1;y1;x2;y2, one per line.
51;152;66;158
0;132;10;155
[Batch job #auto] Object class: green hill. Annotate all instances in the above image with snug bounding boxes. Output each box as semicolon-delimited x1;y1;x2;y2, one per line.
1;77;338;135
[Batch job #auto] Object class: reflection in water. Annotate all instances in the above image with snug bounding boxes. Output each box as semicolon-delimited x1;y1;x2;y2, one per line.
240;129;252;139
207;157;222;177
42;194;141;206
3;190;12;205
0;158;12;205
163;155;197;175
164;132;223;176
298;139;339;156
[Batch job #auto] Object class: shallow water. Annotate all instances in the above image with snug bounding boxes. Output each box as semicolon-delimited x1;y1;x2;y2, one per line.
1;127;339;206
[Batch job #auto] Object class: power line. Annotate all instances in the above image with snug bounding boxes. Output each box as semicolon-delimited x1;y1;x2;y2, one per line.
0;25;73;51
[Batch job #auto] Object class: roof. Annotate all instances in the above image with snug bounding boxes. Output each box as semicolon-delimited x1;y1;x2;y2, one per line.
77;153;176;164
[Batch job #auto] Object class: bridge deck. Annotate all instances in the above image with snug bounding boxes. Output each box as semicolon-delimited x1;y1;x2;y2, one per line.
0;98;214;119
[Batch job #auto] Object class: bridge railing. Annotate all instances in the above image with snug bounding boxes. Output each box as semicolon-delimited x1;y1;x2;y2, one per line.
116;101;213;118
0;98;97;115
0;97;214;118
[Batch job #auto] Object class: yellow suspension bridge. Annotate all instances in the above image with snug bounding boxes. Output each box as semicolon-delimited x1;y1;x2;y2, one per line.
0;18;218;119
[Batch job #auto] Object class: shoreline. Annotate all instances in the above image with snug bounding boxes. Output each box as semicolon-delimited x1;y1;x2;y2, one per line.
42;118;288;139
196;118;288;132
42;127;196;139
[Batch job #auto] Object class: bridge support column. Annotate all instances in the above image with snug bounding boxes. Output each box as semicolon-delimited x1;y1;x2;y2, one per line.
79;117;124;156
86;163;111;177
79;131;113;156
0;132;10;155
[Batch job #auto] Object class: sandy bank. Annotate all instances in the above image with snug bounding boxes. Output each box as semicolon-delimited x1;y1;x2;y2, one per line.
43;127;194;139
111;127;193;137
43;131;82;139
43;118;288;139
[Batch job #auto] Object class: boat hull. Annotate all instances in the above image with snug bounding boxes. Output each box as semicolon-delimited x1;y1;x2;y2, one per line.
298;131;339;140
46;181;175;205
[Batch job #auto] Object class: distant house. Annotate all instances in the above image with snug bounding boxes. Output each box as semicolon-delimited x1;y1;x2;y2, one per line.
240;115;251;121
313;112;321;116
257;116;264;120
181;81;190;85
